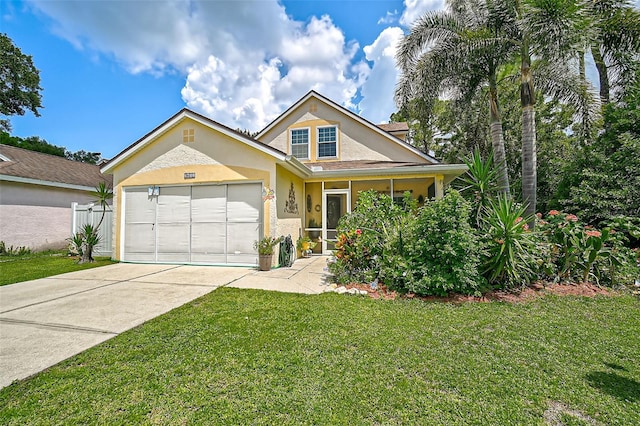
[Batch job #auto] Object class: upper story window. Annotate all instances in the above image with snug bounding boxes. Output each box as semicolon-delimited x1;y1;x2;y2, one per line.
317;126;337;158
290;128;310;159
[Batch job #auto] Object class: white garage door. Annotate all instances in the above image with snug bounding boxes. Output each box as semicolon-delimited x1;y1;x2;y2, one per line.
123;183;261;265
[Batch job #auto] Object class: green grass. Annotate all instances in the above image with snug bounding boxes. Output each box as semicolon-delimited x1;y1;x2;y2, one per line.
0;251;116;286
1;289;638;425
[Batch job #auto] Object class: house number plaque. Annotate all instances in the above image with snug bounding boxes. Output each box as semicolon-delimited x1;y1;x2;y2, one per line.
184;172;196;179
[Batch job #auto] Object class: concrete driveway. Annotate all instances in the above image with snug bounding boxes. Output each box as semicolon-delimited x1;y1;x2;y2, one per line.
0;256;331;389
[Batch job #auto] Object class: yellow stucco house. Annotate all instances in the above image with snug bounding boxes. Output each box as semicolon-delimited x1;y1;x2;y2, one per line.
101;91;467;266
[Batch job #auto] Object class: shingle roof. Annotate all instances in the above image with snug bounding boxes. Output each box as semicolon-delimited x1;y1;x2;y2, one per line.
304;160;427;171
377;122;409;133
0;144;112;188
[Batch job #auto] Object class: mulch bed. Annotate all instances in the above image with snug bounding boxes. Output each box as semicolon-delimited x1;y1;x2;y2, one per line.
344;281;615;303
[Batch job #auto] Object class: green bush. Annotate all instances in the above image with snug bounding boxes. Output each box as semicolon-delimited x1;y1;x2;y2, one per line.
537;210;639;286
381;191;484;296
0;241;31;256
481;195;539;289
330;190;413;284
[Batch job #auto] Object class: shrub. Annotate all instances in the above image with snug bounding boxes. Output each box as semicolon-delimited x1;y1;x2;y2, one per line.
0;241;31;256
381;191;484;296
537;210;639;285
68;224;101;264
330;190;413;284
481;195;539;289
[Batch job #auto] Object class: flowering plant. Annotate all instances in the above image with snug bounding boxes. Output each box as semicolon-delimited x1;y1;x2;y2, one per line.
536;210;630;284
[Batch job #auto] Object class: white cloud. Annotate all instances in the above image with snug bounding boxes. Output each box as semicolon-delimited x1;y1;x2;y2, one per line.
377;10;399;25
400;0;445;27
27;0;449;131
358;27;405;124
29;1;368;131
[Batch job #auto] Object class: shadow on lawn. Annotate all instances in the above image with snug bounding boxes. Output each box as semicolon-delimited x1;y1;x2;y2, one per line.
586;371;640;401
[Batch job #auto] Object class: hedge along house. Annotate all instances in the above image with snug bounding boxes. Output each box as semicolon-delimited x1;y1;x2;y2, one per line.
101;91;467;266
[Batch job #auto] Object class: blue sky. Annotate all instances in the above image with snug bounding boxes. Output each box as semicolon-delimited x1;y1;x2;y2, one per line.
3;1;637;160
2;0;444;159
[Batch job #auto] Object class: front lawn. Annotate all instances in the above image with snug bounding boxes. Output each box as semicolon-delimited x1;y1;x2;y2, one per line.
0;251;116;286
1;289;638;424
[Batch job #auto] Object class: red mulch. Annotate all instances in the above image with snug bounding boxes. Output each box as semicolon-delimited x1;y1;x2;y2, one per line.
344;281;614;304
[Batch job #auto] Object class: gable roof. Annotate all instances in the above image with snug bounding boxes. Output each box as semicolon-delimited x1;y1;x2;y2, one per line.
256;91;439;164
101;108;294;174
0;144;111;191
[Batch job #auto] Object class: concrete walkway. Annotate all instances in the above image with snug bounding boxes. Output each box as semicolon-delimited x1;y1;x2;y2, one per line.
0;256;331;389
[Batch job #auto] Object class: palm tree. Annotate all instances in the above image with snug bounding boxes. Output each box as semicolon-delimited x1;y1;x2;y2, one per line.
513;0;597;220
396;0;517;196
586;0;640;104
93;181;113;230
76;181;112;264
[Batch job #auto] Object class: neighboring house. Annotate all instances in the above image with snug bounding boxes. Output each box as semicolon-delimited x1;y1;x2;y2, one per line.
100;91;467;266
0;144;112;251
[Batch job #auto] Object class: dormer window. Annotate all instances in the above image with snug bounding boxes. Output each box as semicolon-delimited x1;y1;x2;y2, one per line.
317;126;337;158
290;128;309;159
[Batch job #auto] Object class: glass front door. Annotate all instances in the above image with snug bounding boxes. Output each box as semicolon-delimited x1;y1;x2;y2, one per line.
322;190;350;253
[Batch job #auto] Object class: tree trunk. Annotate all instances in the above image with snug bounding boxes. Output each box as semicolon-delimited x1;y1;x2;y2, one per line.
79;244;94;264
591;44;610;105
488;81;510;196
520;44;537;224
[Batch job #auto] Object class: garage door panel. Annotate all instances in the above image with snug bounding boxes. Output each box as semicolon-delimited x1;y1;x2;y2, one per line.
192;185;226;222
124;188;156;261
227;222;260;254
157;223;190;262
227;253;258;265
157;187;191;223
191;223;225;254
227;184;261;222
124;223;156;261
191;253;228;264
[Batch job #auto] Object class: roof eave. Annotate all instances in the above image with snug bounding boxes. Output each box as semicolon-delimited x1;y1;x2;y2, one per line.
308;164;468;179
0;174;100;192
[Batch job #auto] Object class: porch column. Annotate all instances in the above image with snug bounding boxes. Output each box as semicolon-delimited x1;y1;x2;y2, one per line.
435;175;444;199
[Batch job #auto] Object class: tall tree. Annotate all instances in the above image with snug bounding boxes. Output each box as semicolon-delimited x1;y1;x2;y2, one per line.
396;0;518;195
513;0;596;220
0;34;43;131
587;0;640;104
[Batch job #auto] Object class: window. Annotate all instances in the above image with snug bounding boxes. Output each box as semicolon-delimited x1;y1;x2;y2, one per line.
290;128;309;159
317;126;337;158
183;128;194;143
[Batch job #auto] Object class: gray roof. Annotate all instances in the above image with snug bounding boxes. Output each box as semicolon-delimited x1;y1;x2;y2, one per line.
0;144;112;188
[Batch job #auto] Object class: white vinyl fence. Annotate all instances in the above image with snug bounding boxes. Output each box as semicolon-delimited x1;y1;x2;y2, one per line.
71;202;113;257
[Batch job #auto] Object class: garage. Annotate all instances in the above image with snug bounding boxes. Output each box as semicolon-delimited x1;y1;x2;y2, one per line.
123;183;262;265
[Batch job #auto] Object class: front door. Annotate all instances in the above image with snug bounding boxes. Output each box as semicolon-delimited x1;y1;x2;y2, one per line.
322;190;350;253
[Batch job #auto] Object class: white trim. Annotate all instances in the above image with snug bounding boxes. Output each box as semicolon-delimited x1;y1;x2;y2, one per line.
0;153;11;161
256;91;440;164
316;125;338;159
102;109;287;174
310;164;467;179
289;127;311;160
0;174;97;192
119;189;126;260
322;188;351;254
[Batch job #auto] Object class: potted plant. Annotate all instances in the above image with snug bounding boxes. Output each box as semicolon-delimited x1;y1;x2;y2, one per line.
254;236;282;271
296;236;317;258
